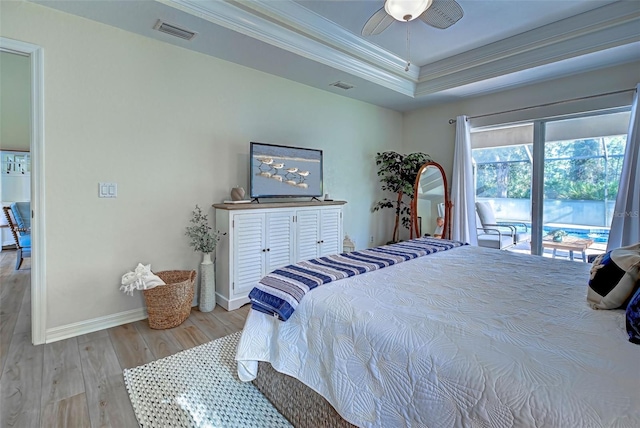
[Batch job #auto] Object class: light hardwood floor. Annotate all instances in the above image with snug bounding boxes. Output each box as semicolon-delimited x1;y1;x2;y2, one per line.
0;250;250;427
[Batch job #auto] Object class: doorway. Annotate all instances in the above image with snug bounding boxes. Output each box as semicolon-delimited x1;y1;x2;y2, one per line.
0;38;45;345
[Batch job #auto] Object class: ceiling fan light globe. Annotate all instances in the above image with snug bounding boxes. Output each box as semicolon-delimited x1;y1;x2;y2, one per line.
384;0;432;22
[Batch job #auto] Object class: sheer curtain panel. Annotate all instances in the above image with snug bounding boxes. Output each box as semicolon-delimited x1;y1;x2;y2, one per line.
451;115;478;245
608;83;640;250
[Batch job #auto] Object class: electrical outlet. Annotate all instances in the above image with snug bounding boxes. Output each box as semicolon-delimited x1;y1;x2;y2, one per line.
370;236;374;244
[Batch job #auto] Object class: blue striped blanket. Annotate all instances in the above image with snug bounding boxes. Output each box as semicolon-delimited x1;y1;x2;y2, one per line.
249;237;466;321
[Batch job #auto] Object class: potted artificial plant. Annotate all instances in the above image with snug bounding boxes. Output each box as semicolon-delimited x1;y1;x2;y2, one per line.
372;151;431;243
549;229;567;242
185;205;225;312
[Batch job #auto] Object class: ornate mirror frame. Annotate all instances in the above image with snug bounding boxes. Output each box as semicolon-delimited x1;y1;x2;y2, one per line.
411;161;451;240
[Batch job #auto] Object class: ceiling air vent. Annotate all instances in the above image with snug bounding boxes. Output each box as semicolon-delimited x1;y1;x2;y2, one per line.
330;81;355;91
153;20;197;41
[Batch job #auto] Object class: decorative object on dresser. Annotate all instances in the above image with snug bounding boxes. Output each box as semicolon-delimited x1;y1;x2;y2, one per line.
213;200;346;310
185;205;225;312
230;186;245;201
372;151;431;243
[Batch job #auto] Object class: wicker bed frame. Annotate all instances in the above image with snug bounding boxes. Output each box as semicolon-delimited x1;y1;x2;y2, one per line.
252;362;356;428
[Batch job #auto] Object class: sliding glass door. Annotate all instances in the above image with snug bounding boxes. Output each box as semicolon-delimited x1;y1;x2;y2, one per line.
473;129;532;228
541;111;628;260
472;108;629;261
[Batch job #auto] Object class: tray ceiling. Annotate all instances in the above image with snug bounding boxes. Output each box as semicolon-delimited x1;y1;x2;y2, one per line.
34;0;640;111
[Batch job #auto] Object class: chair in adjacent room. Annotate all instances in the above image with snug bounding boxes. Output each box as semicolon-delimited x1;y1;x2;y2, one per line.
2;202;31;269
475;201;531;250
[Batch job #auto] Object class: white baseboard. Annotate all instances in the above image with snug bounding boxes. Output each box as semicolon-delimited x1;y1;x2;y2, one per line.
45;307;148;343
216;292;249;311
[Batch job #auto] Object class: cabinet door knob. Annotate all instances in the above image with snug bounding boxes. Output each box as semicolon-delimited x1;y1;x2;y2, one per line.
321;240;324;243
262;249;266;252
267;248;270;252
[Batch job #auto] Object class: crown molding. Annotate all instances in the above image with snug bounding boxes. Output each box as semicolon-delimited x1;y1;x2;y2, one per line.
162;0;417;96
161;0;639;100
232;0;421;79
415;1;640;96
416;23;640;96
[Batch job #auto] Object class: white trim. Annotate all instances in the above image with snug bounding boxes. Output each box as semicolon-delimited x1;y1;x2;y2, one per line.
416;1;640;95
45;308;148;344
215;292;249;311
238;0;421;79
161;0;638;100
162;0;416;96
0;37;46;346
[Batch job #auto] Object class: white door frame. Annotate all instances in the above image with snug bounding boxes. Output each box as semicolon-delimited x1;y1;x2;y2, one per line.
1;37;46;345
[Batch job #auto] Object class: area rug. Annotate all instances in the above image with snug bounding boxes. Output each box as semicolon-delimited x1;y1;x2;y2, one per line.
123;331;292;427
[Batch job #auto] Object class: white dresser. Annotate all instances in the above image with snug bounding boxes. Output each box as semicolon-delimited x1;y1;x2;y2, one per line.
213;201;346;310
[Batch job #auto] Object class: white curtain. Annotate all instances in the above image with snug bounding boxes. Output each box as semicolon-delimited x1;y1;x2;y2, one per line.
450;115;478;245
608;83;640;250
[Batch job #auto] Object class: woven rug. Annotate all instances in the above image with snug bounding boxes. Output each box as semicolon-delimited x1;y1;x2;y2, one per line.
123;331;291;427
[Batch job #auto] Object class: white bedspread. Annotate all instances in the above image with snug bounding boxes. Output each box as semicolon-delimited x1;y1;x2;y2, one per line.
236;245;640;427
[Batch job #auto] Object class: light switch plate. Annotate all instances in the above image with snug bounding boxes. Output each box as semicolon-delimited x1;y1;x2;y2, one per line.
99;182;117;198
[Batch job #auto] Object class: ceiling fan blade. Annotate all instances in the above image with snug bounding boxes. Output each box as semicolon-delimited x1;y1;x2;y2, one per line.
362;7;395;36
419;0;464;29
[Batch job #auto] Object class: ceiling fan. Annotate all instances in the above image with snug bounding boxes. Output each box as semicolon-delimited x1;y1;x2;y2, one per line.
362;0;464;36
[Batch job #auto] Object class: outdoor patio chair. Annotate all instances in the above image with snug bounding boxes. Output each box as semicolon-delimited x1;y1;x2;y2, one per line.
2;202;31;270
475;212;517;250
476;201;531;250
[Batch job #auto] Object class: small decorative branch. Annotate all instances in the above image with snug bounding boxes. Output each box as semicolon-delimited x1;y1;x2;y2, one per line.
185;205;225;253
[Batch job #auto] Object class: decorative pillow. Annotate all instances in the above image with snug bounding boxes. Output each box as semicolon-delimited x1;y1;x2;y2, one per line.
627;286;640;345
587;243;640;309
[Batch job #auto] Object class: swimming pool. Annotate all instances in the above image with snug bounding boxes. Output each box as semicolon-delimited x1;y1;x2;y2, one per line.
542;226;609;243
501;223;610;243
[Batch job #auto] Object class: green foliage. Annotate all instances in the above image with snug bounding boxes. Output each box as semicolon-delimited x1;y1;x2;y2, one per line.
372;151;432;241
185;205;225;253
474;136;626;201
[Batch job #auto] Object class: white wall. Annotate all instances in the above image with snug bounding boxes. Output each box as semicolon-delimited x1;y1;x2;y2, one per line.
0;51;30;151
0;2;402;331
403;62;640;180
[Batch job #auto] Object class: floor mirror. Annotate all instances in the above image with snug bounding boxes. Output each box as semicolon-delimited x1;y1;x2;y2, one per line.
411;161;451;240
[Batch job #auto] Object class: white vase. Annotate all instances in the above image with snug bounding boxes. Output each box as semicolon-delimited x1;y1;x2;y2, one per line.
199;252;215;312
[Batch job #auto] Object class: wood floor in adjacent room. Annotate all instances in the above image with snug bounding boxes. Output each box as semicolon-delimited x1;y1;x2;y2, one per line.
0;250;250;427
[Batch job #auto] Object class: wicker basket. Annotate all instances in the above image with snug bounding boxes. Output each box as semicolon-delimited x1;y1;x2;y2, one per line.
143;270;196;329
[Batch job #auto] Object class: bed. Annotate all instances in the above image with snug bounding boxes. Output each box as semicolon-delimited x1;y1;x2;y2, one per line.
236;243;640;427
